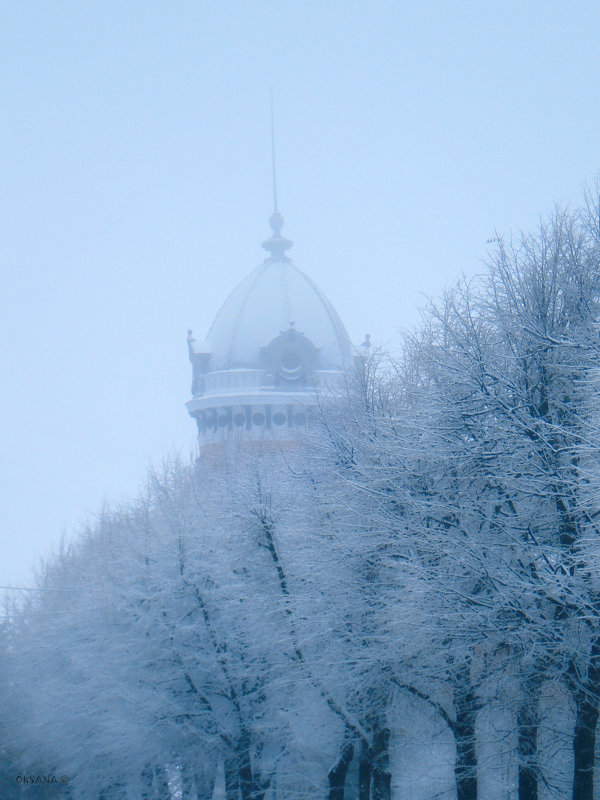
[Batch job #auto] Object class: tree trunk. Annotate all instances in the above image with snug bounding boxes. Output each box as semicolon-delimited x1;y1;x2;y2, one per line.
194;763;216;800
370;722;391;800
224;756;239;800
572;690;599;800
238;737;255;800
454;682;477;800
517;695;538;800
154;766;171;800
140;765;154;800
327;733;354;800
571;633;600;800
237;729;269;800
181;764;196;800
358;737;372;800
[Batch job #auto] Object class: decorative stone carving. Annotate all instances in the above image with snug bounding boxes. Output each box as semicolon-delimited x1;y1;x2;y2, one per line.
259;324;319;387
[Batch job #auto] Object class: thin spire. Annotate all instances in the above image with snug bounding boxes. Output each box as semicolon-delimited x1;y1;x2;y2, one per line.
263;89;292;260
270;87;278;214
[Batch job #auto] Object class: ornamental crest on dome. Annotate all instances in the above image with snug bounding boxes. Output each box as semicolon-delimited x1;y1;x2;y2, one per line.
259;323;319;387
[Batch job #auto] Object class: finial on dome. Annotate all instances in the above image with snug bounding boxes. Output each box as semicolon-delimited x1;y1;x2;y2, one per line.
262;92;292;259
270;210;283;236
263;211;293;259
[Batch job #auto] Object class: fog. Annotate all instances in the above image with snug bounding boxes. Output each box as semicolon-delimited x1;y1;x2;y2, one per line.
2;0;600;589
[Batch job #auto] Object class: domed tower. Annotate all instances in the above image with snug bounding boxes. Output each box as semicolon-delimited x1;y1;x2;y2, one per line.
186;211;354;457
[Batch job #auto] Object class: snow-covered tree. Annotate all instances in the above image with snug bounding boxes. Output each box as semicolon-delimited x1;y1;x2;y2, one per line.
6;182;600;800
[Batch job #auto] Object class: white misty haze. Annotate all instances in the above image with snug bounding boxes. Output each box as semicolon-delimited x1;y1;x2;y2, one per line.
1;0;600;589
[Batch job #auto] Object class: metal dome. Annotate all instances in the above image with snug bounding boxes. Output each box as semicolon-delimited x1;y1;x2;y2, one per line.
187;212;355;452
206;257;352;371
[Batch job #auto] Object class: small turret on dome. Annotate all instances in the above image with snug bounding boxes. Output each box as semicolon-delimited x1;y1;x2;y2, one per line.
187;330;211;396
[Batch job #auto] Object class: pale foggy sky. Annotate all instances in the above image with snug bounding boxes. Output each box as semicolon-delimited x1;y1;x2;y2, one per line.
1;1;600;589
